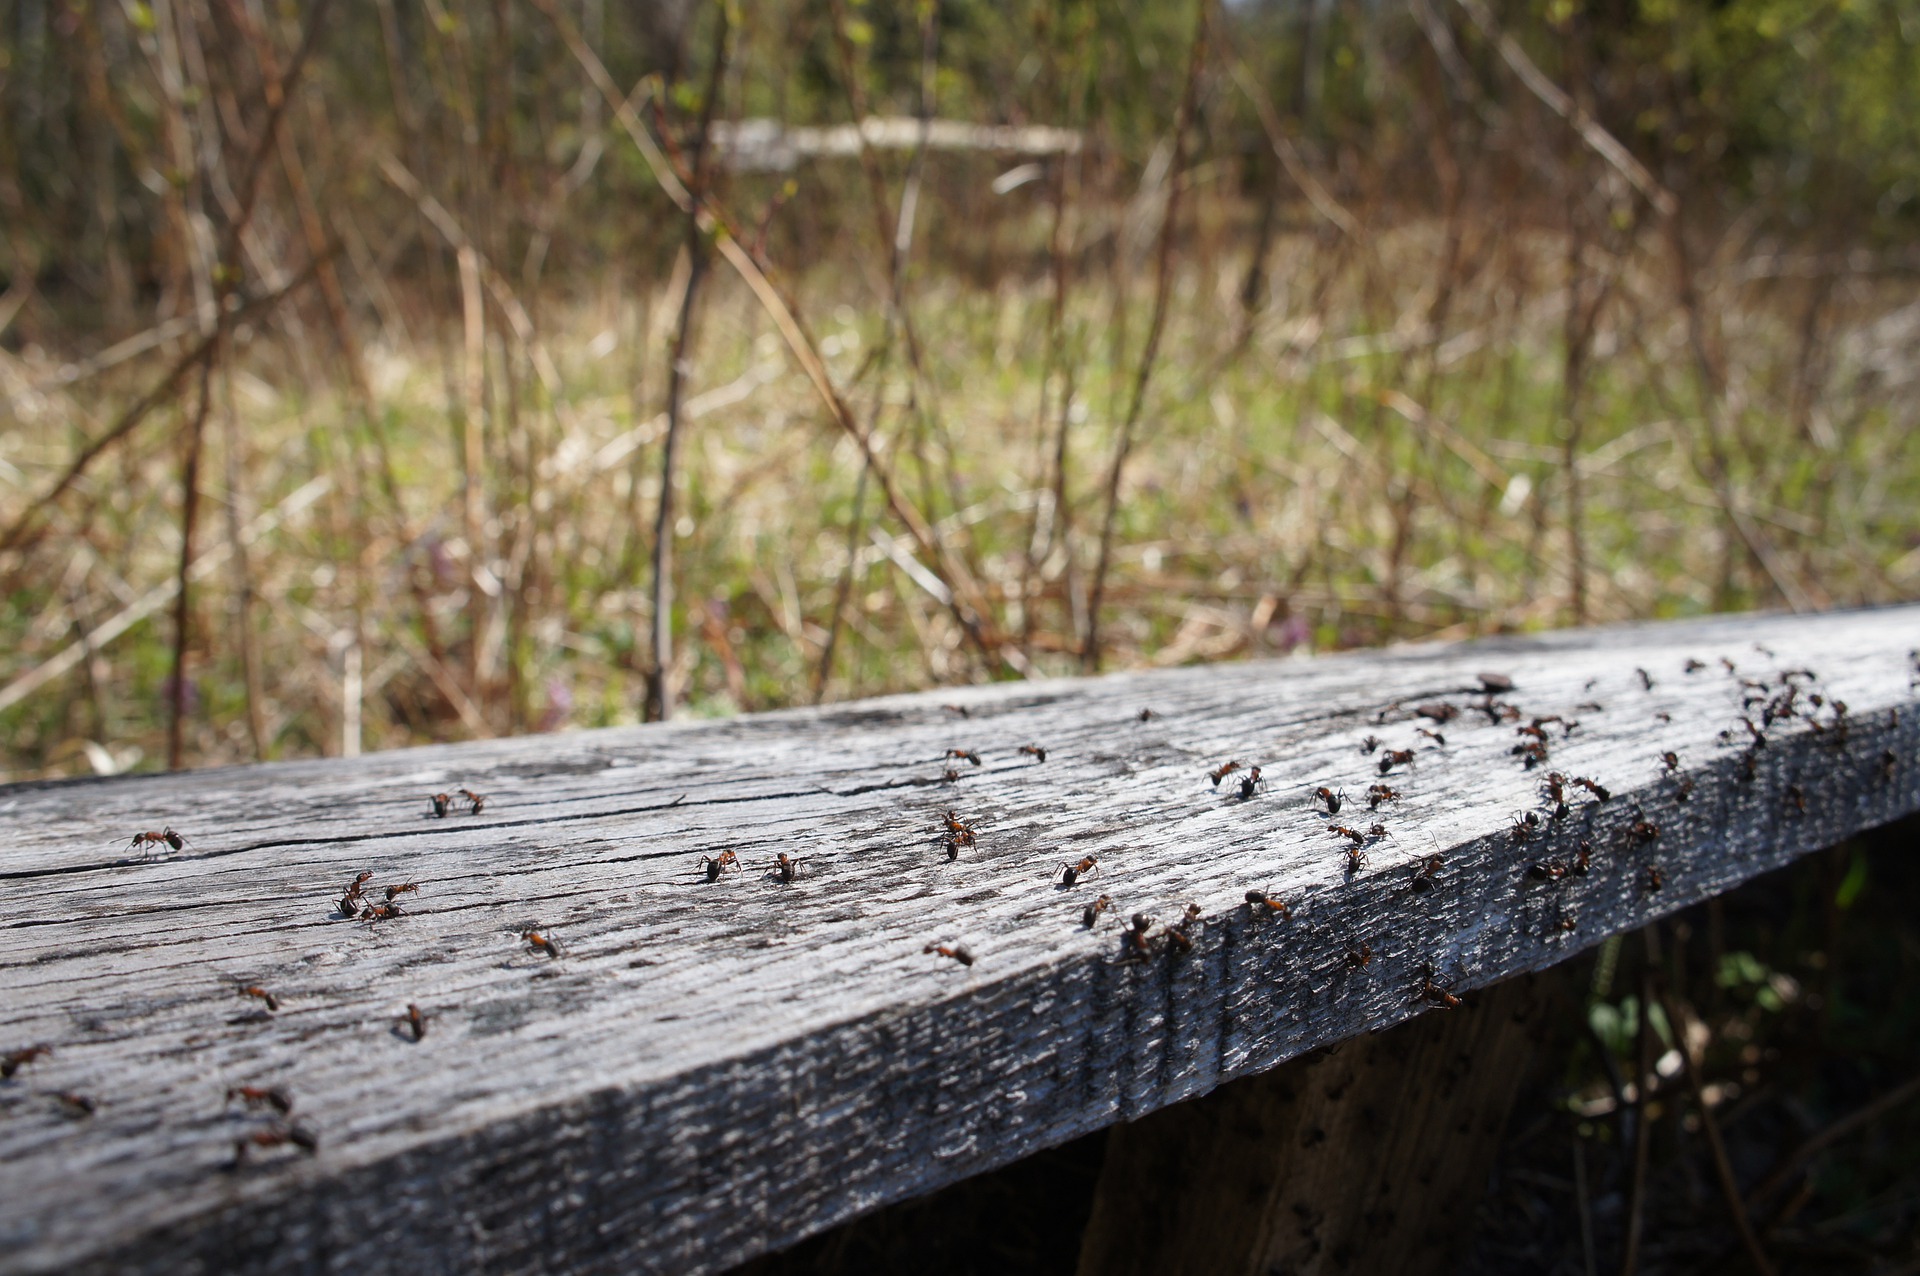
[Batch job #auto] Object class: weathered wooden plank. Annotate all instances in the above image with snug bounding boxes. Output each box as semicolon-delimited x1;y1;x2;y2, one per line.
0;607;1915;1275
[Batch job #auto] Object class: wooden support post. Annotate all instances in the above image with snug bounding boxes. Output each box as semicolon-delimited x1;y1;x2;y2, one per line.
1078;975;1548;1275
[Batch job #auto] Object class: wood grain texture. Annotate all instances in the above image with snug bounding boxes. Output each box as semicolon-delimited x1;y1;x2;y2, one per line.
1;607;1916;1275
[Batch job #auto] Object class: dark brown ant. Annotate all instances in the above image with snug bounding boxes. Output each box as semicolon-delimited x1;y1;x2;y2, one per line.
1515;723;1549;741
1644;865;1665;892
924;943;975;967
238;985;279;1013
1410;854;1445;894
1330;824;1367;847
1635;667;1655;691
1367;784;1401;810
1314;786;1346;815
1509;811;1541;844
1165;904;1203;954
942;810;978;847
1208;760;1243;786
1237;767;1263;800
1379;749;1415;775
232;1123;319;1165
125;827;190;856
1684;658;1707;673
458;788;487;815
941;767;961;784
427;793;453;818
54;1092;97;1118
1344;942;1373;969
1575;701;1604;713
1018;745;1048;763
1056;856;1100;887
1083;895;1113;928
1661;751;1680;773
946;749;982;767
771;853;803;883
1528;860;1569;882
1882;750;1899;784
360;903;405;923
1360;734;1382;755
1415;727;1446;747
343;870;374;902
1784;784;1806;815
1739;749;1760;783
1720;656;1738;674
943;703;971;718
226;1085;294;1114
1512;740;1550;769
1544;772;1570;816
1123;913;1155;959
385;881;419;902
405;1004;427;1042
1673;776;1695;803
1245;890;1291;919
2;1045;53;1079
1573;841;1593;876
1629;819;1660;844
1571;776;1610;802
701;850;742;881
1555;915;1578;933
1137;708;1156;722
1418;966;1463;1009
1653;711;1673;724
1416;702;1459;723
522;929;562;959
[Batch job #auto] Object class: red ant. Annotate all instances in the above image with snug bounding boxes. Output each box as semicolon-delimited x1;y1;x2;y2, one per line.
1245;890;1292;919
1314;786;1346;815
1410;854;1444;894
55;1092;97;1118
1415;727;1446;747
1344;942;1373;969
2;1045;53;1079
1509;812;1541;844
360;903;404;923
458;788;487;815
1418;966;1462;1009
1123;913;1155;959
1635;667;1655;690
1367;784;1400;810
385;881;419;902
522;929;562;958
1529;860;1569;882
405;1004;427;1042
1513;740;1550;769
1661;751;1680;773
1573;841;1592;876
924;943;975;967
1643;865;1665;892
942;810;978;848
124;827;190;856
1629;820;1660;844
1137;708;1157;722
1166;904;1202;954
1329;824;1367;847
226;1085;293;1114
942;767;961;784
1208;760;1243;786
946;749;982;767
1083;895;1113;928
238;985;279;1013
1018;745;1048;763
701;850;742;881
1571;776;1610;801
427;793;453;818
1378;749;1415;775
770;853;803;883
232;1123;318;1165
1056;856;1100;887
1238;767;1263;800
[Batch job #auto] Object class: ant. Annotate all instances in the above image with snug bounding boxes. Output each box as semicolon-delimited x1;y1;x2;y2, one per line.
1367;784;1401;810
1673;776;1695;804
1018;745;1048;763
1056;856;1100;887
427;793;453;818
1417;965;1462;1009
1417;702;1459;723
942;810;978;848
238;985;279;1013
1378;749;1415;776
2;1045;53;1079
232;1123;318;1165
1555;915;1578;933
1544;772;1571;819
1629;819;1660;844
226;1085;294;1114
1784;784;1807;815
946;749;982;767
1512;740;1550;769
124;827;189;856
1123;913;1155;959
1684;658;1707;673
1165;904;1203;954
1571;776;1610;802
1410;854;1444;894
1329;824;1368;847
1573;841;1593;876
385;881;419;902
1137;708;1156;722
1360;735;1382;755
942;767;961;784
360;903;404;923
770;853;803;883
1344;942;1373;969
458;788;487;815
924;943;975;967
1882;750;1898;785
1661;752;1680;773
1635;667;1655;691
1245;890;1291;919
1528;860;1569;882
1208;761;1243;787
943;704;971;718
1653;711;1672;724
701;850;742;881
522;929;562;959
343;870;373;901
1314;786;1347;815
1414;727;1446;747
1368;823;1389;839
1083;895;1113;928
1509;812;1541;844
405;1004;427;1042
55;1092;97;1118
1238;767;1263;800
1643;865;1665;892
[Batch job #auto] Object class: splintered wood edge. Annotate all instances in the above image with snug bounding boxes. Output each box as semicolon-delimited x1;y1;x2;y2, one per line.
0;607;1915;1276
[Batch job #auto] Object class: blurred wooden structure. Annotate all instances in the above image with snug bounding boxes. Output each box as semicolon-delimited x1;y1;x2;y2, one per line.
1;607;1915;1274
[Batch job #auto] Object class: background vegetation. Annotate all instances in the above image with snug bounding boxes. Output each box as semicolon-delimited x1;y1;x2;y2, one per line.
2;0;1919;778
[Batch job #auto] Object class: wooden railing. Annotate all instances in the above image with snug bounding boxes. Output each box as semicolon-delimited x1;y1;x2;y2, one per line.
1;606;1915;1275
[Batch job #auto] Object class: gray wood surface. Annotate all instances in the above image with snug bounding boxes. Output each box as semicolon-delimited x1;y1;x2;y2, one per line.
1;607;1915;1275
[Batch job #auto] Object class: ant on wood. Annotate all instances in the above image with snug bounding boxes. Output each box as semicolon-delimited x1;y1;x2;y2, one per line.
1314;787;1347;815
1415;727;1446;747
1245;890;1292;919
946;749;982;767
360;903;404;923
2;1045;53;1079
1165;904;1203;954
1056;856;1100;887
1410;854;1444;895
942;810;978;848
426;793;453;818
1344;942;1374;969
1360;735;1382;755
237;985;279;1013
522;929;562;959
1238;767;1264;800
1367;784;1400;810
385;881;419;902
770;853;803;883
1378;749;1415;776
1208;761;1243;787
1643;865;1665;892
54;1092;97;1118
1417;965;1463;1009
226;1085;293;1114
1083;895;1113;928
1571;776;1610;801
701;850;742;881
924;943;975;967
458;788;487;814
1122;913;1155;960
1018;745;1048;763
232;1123;318;1166
123;827;190;856
404;1004;427;1042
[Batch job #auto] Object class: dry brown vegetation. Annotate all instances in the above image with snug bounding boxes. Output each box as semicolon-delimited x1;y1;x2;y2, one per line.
2;0;1917;779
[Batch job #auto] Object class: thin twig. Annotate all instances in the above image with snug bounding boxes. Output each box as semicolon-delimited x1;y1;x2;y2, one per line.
1660;990;1777;1276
